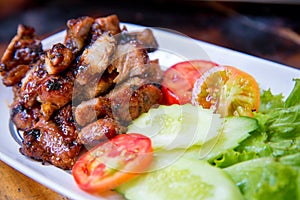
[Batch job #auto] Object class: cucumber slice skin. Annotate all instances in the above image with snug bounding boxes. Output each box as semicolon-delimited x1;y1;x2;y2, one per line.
199;116;258;161
116;158;244;200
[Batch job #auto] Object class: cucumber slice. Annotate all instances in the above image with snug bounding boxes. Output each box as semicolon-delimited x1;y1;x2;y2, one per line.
116;158;244;200
127;104;258;163
146;117;257;172
199;116;258;161
127;104;223;150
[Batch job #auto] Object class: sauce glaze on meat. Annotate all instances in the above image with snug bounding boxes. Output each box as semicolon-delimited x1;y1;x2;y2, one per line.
0;14;162;169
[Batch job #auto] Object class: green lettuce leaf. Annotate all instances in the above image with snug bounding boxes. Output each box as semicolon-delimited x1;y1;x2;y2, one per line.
279;152;300;167
224;157;300;200
285;79;300;108
211;131;272;168
258;89;284;114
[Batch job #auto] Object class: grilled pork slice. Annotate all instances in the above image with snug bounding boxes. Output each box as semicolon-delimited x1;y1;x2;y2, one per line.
118;28;159;52
106;76;163;125
20;104;81;170
75;78;162;145
77;117;126;145
0;24;43;86
142;59;164;82
64;16;94;54
53;104;78;141
74;97;111;127
75;76;162;129
76;32;116;85
19;61;47;108
2;64;30;86
130;28;159;52
44;43;74;75
10;103;41;131
37;71;75;119
94;14;122;36
90;15;122;43
111;42;149;84
127;83;163;120
74;68;118;101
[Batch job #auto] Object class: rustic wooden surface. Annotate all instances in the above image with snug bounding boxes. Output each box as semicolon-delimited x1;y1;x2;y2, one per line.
0;161;68;199
1;1;300;199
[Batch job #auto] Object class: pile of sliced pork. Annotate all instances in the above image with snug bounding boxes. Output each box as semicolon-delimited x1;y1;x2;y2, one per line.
0;15;163;169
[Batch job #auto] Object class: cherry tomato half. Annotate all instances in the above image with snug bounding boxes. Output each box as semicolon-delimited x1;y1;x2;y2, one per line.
72;133;153;194
192;65;260;117
162;60;218;105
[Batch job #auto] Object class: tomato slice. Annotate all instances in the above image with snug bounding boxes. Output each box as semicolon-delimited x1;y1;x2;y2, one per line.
162;60;218;105
72;133;153;194
192;65;260;117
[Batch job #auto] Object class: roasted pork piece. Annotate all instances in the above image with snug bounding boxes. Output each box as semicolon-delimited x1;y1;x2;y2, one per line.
0;14;162;169
64;16;94;54
94;14;122;36
0;24;43;86
77;117;126;145
74;97;111;126
75;32;116;85
19;61;47;108
106;78;163;126
37;71;75;119
11;102;41;131
74;80;163;145
20;104;81;169
44;43;74;75
111;41;149;84
117;28;159;52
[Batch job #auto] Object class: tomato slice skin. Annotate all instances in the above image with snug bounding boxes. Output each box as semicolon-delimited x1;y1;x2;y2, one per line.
72;133;153;194
161;86;180;105
162;60;218;105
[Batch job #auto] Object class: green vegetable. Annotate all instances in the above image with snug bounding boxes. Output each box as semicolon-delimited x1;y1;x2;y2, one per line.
116;158;244;200
213;79;300;167
127;103;259;170
212;130;272;168
224;157;300;200
279;152;300;167
127;104;258;156
199;116;258;161
127;104;223;150
120;79;300;200
258;89;284;114
285;78;300;108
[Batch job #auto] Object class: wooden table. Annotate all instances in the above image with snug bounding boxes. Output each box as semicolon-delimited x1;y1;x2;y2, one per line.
0;161;68;200
1;1;300;199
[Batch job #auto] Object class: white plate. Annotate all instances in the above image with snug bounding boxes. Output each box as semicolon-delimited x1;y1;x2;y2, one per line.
0;23;300;200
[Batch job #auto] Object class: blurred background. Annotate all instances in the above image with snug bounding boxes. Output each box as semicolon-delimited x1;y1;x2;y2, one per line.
1;0;300;68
